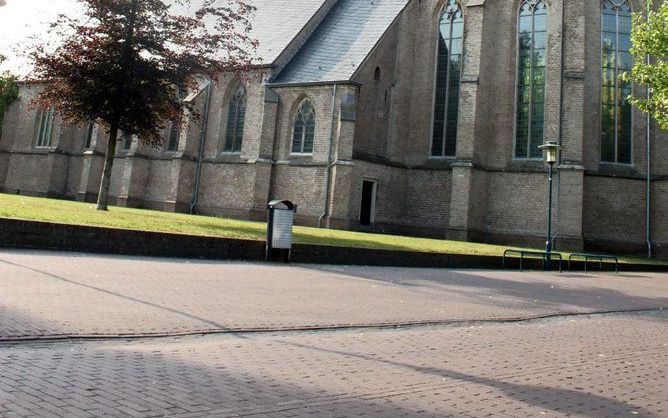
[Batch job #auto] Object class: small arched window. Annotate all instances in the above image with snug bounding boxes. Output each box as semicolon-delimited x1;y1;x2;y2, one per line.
601;0;632;164
292;100;316;154
432;0;463;157
515;0;547;159
374;67;381;82
223;83;246;153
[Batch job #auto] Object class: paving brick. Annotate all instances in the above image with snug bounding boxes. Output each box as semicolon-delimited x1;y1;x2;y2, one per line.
0;250;667;340
0;249;666;416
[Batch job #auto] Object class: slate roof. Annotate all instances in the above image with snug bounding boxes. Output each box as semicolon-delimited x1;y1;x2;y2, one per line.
173;0;328;65
250;0;328;65
271;0;409;85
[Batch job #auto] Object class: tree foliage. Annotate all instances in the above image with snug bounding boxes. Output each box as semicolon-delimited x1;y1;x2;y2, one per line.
27;0;256;210
624;0;668;130
0;55;19;137
30;0;257;143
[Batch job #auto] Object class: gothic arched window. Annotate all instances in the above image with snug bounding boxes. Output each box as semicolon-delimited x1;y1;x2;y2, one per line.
223;83;246;153
515;0;547;159
601;0;632;164
432;0;463;157
36;108;55;148
292;100;316;154
167;117;181;152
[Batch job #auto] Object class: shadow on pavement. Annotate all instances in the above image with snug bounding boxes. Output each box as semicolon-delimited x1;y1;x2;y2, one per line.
0;257;236;336
303;266;668;317
0;340;450;418
284;340;656;418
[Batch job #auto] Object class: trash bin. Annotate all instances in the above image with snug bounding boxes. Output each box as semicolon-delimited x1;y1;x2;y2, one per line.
266;200;296;262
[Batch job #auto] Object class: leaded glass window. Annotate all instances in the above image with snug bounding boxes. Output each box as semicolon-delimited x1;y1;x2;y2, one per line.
515;0;547;159
122;132;132;150
292;101;315;154
36;108;55;148
223;84;246;153
432;0;463;157
601;0;632;164
167;117;180;152
84;122;95;149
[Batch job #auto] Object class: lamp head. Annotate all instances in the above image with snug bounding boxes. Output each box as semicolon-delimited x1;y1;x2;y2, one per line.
538;141;560;165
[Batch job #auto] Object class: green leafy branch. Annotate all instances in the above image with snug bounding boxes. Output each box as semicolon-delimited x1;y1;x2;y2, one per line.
622;0;668;130
0;54;19;136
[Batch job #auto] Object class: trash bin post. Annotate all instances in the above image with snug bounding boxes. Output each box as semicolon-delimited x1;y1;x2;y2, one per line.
265;205;275;262
266;200;296;263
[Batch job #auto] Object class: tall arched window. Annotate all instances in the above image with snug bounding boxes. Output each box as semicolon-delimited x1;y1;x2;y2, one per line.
36;108;55;148
84;122;95;149
122;132;133;150
292;100;316;154
223;83;246;153
432;0;463;157
167;117;181;152
515;0;547;159
601;0;632;164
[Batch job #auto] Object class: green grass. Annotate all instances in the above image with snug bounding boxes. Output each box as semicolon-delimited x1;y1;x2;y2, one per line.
0;193;663;265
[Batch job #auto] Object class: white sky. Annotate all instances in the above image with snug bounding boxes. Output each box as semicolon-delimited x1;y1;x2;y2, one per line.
0;0;249;76
0;0;81;75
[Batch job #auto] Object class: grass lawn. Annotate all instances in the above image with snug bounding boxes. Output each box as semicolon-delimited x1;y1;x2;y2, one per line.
0;193;663;265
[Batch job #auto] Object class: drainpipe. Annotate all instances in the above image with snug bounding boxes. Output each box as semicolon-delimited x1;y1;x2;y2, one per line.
318;83;338;228
645;1;653;259
646;104;652;258
189;77;213;214
552;0;566;250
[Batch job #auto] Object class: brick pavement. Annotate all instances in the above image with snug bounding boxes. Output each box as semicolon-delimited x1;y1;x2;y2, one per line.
0;250;667;340
0;312;666;417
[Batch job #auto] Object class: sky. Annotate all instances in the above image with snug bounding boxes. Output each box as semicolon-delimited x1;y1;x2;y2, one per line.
0;0;217;76
0;0;81;75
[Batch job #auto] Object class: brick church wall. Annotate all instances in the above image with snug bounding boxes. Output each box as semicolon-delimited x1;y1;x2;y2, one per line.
0;0;667;257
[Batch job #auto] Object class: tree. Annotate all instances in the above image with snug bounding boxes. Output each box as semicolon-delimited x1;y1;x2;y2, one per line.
624;0;668;130
29;0;256;210
0;55;19;138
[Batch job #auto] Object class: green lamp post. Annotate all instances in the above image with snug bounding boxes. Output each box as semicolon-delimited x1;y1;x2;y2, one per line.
538;141;561;270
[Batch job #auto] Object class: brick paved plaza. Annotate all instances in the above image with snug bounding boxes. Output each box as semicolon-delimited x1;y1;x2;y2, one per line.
0;250;667;417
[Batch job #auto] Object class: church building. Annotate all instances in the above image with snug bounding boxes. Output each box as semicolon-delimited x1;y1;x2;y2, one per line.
1;0;666;257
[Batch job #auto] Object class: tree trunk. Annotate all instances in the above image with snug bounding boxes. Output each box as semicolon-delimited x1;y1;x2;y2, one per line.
96;122;119;211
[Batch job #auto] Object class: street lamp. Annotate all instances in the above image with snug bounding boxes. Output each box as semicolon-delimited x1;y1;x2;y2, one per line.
538;141;560;270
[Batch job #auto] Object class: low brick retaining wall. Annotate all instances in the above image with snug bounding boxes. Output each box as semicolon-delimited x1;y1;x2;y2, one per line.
0;218;265;261
0;218;665;272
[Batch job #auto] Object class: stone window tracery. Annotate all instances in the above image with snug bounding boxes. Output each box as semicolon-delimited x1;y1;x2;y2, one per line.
292;100;316;154
432;0;463;157
601;0;633;164
515;0;547;159
223;83;247;153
